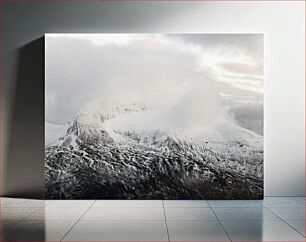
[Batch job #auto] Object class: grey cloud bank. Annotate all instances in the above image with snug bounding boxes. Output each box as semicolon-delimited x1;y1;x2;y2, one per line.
45;34;263;135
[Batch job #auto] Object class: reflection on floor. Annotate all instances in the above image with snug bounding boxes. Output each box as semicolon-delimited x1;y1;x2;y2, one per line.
0;197;305;241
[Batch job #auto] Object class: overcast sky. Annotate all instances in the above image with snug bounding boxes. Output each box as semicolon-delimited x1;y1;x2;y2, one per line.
45;34;263;135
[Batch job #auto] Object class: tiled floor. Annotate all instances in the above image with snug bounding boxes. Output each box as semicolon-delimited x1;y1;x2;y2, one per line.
0;197;305;241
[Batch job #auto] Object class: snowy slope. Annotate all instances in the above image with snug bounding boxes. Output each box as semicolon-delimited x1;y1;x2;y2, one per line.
45;104;263;199
45;122;68;147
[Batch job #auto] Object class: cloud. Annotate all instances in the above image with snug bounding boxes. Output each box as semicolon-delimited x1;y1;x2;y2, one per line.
219;62;262;76
229;104;263;135
167;34;263;60
46;35;206;124
167;34;264;94
46;34;263;136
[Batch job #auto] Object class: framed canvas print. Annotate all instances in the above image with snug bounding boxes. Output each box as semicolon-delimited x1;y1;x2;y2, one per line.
45;34;263;199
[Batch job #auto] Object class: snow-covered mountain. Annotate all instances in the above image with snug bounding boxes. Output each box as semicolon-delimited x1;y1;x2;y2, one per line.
45;105;263;199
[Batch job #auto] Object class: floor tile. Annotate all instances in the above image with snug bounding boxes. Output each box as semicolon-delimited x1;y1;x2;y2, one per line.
286;220;305;236
0;198;47;208
0;220;20;231
26;207;88;220
82;207;165;220
0;220;21;240
167;220;230;241
63;220;168;241
47;200;94;208
93;200;163;208
165;207;217;221
1;220;75;241
292;197;305;205
264;197;304;207
0;197;305;241
221;220;305;241
268;207;305;220
213;207;279;220
164;200;209;208
0;207;39;220
208;199;263;208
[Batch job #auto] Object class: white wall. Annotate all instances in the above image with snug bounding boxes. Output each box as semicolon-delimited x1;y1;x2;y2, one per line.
3;1;304;197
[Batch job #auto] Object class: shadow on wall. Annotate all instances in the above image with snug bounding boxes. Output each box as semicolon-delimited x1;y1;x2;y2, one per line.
5;37;45;199
1;217;46;240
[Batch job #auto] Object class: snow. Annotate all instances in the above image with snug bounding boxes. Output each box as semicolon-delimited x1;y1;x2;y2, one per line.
45;122;68;147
